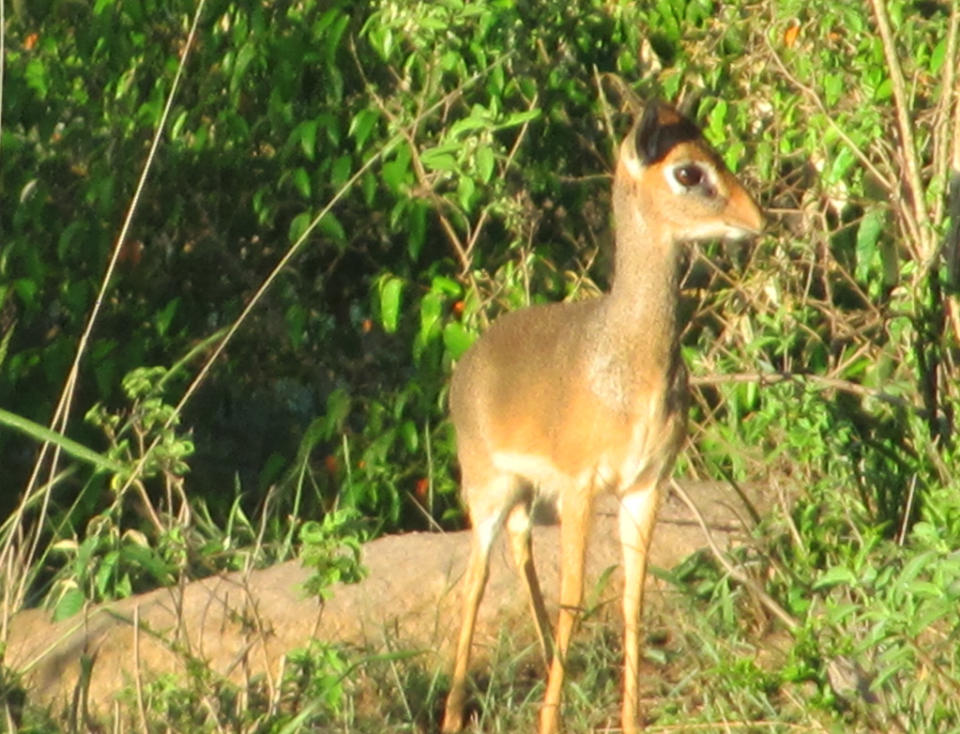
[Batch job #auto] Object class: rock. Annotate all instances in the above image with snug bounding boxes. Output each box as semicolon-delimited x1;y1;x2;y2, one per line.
6;480;773;716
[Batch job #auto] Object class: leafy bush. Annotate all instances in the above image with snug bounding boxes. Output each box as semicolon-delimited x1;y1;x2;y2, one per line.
1;0;960;730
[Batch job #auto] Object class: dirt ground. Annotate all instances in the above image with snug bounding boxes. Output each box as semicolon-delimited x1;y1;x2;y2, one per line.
6;479;776;717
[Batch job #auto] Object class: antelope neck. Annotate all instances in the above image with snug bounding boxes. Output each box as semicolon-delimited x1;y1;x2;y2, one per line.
603;185;683;370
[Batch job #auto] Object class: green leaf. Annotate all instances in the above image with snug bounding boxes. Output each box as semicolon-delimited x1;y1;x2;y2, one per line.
289;211;313;243
420;145;459;172
231;42;258;97
378;276;404;333
170;109;188;141
361;170;377;206
382;148;412;193
501;109;541;128
331;155;352;188
155;298;180;338
14;278;38;310
318;212;346;243
400;420;418;452
292;167;311;198
295;119;319;161
930;39;947;74
95;551;120;597
855;209;885;283
0;407;124;473
349;108;379;150
430;275;462;297
476;145;495;184
322;11;349;66
874;77;893;102
53;587;86;622
813;565;858;590
407;201;427;261
826;146;855;184
443;321;475;359
439;50;462;72
450;112;494;139
323;389;352;440
898;549;937;585
285;303;307;349
121;543;174;586
457;176;476;211
707;100;727;141
25;59;48;98
823;73;844;107
419;292;443;343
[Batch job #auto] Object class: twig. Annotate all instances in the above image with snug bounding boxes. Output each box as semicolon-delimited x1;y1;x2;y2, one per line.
2;0;209;624
670;479;798;632
946;5;960;310
763;34;894;194
648;722;823;732
690;370;920;414
350;36;516;281
110;45;518;534
869;0;933;263
932;5;959;225
896;474;918;546
462;91;540;265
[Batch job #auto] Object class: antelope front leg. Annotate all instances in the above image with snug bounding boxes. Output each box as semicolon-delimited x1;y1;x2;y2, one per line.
618;485;660;734
539;492;590;734
442;525;495;733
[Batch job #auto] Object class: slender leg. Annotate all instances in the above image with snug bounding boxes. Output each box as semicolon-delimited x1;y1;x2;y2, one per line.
539;492;591;734
442;515;498;733
506;503;554;668
618;484;660;734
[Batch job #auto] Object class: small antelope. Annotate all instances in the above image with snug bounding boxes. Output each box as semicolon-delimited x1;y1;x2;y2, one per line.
441;100;763;734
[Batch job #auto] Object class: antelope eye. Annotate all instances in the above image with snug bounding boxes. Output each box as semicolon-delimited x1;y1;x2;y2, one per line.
674;164;704;187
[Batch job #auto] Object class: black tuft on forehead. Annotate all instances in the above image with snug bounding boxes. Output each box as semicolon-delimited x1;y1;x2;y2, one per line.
634;101;704;166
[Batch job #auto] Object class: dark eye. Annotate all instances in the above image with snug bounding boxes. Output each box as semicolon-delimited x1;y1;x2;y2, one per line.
674;164;705;187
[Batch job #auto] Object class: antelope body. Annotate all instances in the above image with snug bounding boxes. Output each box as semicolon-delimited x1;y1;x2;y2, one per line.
442;100;764;734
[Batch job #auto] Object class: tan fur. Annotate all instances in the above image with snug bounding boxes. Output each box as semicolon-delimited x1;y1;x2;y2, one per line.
441;101;764;734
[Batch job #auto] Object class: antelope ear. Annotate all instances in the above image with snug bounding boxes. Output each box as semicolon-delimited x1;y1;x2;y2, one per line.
634;101;663;166
634;100;701;165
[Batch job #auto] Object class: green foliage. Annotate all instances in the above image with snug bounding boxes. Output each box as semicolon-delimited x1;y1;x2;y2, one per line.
85;366;194;486
107;641;352;732
280;642;353;725
2;0;960;730
299;508;367;600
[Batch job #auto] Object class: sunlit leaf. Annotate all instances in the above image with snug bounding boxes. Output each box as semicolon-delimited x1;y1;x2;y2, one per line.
378;276;404;333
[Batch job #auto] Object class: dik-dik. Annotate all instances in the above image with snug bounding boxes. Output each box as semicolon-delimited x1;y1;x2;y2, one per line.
441;100;764;734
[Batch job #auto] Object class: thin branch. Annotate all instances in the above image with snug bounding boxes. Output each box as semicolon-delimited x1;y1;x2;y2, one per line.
932;4;959;225
670;479;799;632
462;91;540;265
690;370;921;414
869;0;933;261
350;39;516;280
4;0;209;620
114;48;516;526
946;4;960;303
763;35;894;193
355;62;472;271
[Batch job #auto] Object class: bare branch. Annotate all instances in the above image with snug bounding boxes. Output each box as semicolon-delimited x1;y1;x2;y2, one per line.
869;0;933;262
